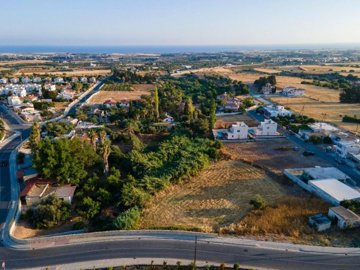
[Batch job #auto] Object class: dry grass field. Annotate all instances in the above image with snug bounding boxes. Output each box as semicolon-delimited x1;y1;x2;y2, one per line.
14;69;111;76
215;114;259;129
221;196;330;242
270;96;360;133
253;68;281;74
141;160;285;232
88;84;153;104
0;60;50;66
297;64;360;76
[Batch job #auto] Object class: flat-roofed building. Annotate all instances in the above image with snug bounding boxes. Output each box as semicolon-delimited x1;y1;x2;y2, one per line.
309;179;360;205
328;206;360;229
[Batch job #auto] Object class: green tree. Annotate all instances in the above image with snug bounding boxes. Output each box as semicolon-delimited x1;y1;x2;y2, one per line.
112;207;141;230
76;196;101;220
184;97;195;121
209;99;216;130
250;194;267;209
153;87;160;120
29;122;41;151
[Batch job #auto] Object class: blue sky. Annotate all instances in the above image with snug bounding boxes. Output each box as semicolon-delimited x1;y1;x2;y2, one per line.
1;0;360;46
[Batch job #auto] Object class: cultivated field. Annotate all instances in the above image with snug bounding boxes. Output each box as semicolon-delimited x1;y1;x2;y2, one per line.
141;160;286;232
0;60;51;66
253;67;281;74
88;84;153;104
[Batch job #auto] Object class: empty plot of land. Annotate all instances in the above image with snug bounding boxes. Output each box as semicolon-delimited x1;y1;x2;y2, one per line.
270;96;360;133
253;68;281;74
141;160;285;232
223;139;328;175
215;114;259;129
88;84;153;103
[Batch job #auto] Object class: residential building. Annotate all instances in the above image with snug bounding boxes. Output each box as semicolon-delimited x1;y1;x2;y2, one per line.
32;77;42;83
0;78;8;84
20;180;76;206
225;122;249;140
44;84;57;91
21;77;31;84
89;77;97;83
308;214;331;232
281;86;305;97
260;83;274;95
53;77;64;84
7;95;22;106
163;113;174;123
328;206;360;229
57;89;75;100
309;179;360;205
224;97;242;111
299;122;339;140
263;105;293;118
80;77;88;83
71;77;79;83
255;119;278;136
302;166;351;182
334;139;360;158
10;78;19;84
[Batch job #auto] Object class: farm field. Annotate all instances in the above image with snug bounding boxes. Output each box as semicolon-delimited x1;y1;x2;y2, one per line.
253;67;281;74
0;59;51;66
141;159;286;232
297;64;360;76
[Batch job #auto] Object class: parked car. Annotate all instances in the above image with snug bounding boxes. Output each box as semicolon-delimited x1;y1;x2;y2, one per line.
303;151;315;156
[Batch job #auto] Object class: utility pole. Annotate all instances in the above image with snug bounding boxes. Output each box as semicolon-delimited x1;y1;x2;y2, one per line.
193;235;198;270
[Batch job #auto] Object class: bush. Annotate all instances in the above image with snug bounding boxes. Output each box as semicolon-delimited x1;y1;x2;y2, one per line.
72;220;86;230
112;207;141;230
323;136;333;144
250;194;267;210
309;135;322;144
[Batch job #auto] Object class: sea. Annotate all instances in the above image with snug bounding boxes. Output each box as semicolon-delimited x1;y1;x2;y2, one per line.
0;44;360;54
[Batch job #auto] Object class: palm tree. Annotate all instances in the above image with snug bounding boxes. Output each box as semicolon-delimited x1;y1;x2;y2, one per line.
88;129;98;150
102;139;111;175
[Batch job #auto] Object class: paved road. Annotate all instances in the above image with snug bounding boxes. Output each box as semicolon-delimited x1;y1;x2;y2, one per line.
1;237;360;270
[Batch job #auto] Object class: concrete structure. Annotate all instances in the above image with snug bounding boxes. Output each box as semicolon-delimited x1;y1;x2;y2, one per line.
80;77;88;83
44;84;57;91
302;167;351;182
32;77;42;83
334;139;360;158
0;78;8;84
225;122;249;140
328;206;360;229
7;95;22;106
21;77;31;84
260;83;274;95
255;119;278;136
57;89;75;100
71;77;79;83
53;77;64;84
282;86;305;97
299;122;339;140
224;97;242;111
89;77;97;83
10;78;19;84
308;214;331;231
263;105;293;118
309;179;360;205
20;180;76;206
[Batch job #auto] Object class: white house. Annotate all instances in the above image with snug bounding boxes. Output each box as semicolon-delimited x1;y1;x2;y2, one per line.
0;78;8;84
32;77;42;83
10;78;19;84
282;87;305;97
53;77;64;84
80;77;88;83
7;95;22;106
21;77;31;84
334;139;360;158
44;84;57;91
328;206;360;229
57;89;75;100
255;119;278;136
261;83;274;95
263;105;293;118
89;77;97;83
225;122;249;140
71;77;79;83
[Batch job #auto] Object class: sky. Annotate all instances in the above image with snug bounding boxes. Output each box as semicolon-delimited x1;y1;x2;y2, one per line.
1;0;360;46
